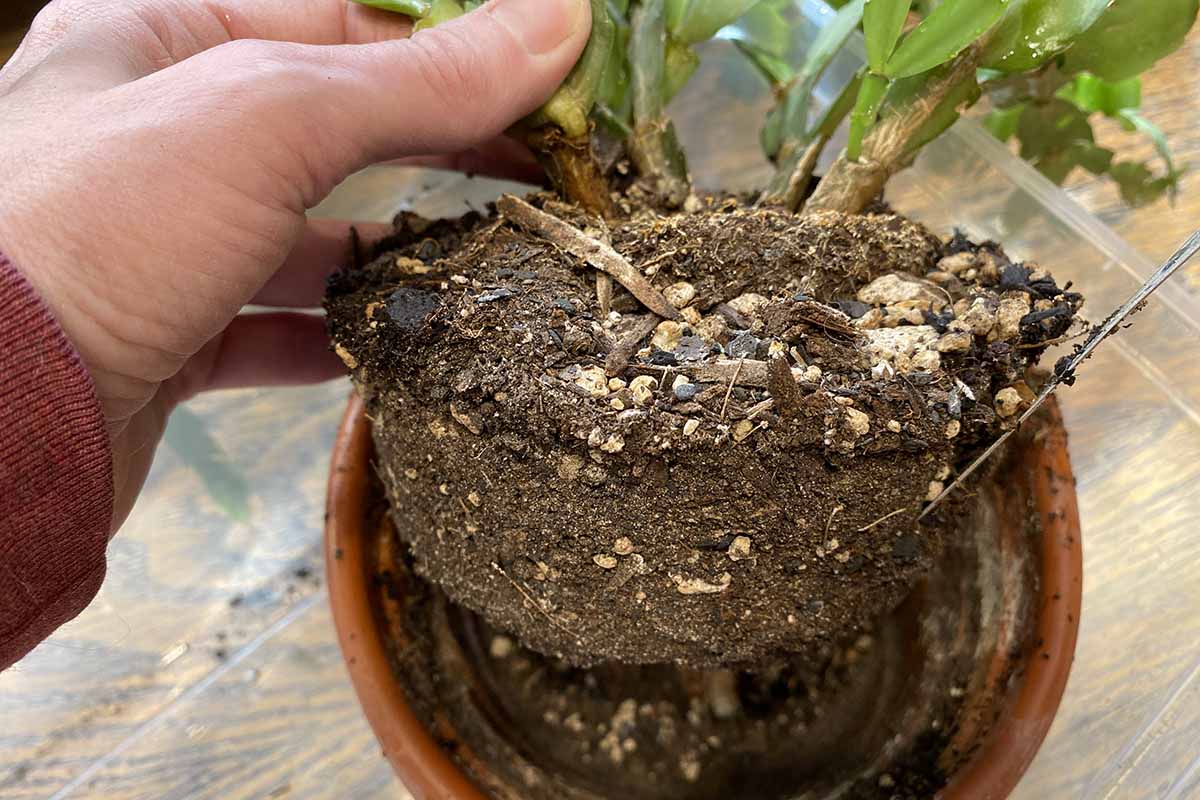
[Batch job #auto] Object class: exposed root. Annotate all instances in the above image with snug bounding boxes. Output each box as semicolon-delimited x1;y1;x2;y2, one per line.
498;195;682;321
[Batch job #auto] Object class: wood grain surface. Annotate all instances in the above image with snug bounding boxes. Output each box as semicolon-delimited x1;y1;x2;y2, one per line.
2;10;1200;800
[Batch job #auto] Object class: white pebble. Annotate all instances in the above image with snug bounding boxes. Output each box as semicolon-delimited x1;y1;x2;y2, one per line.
663;281;697;308
728;535;752;561
995;387;1022;418
489;635;514;659
844;408;870;437
629;375;657;406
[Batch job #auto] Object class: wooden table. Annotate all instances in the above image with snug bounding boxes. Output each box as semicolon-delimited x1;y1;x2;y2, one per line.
3;9;1200;800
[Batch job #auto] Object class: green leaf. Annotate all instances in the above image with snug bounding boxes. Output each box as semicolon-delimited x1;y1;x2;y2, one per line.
780;0;866;139
350;0;431;15
885;0;1008;79
734;41;795;86
413;0;464;30
671;0;763;44
596;14;633;132
165;407;251;523
812;70;864;141
847;71;890;160
1062;0;1200;81
760;104;785;159
800;0;867;84
1016;99;1093;161
1057;73;1141;116
721;0;792;57
864;0;912;73
725;0;794;86
983;102;1024;141
1109;161;1178;206
1071;141;1115;174
663;39;700;103
982;0;1110;73
1120;109;1180;183
666;0;689;33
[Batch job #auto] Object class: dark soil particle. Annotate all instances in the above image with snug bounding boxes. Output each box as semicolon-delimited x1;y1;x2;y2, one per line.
326;194;1081;668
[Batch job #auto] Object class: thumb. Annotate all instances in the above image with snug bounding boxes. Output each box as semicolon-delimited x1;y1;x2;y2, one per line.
172;0;591;207
350;0;592;156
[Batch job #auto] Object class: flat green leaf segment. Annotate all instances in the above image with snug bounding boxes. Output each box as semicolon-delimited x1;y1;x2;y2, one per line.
1063;0;1200;80
983;0;1109;72
885;0;1008;78
863;0;910;72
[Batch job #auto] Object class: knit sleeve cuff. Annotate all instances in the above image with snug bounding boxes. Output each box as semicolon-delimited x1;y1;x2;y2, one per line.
0;251;113;670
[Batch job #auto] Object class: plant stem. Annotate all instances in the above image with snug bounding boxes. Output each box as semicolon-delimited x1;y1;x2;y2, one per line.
761;70;861;209
805;41;987;216
526;128;617;219
629;0;691;208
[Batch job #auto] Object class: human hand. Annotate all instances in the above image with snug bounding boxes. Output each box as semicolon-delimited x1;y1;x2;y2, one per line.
0;0;589;530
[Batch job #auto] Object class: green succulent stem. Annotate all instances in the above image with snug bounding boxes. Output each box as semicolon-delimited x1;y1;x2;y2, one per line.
806;40;988;215
761;69;862;208
628;0;692;207
520;0;618;217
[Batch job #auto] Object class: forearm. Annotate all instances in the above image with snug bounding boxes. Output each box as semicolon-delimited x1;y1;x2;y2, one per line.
0;251;112;670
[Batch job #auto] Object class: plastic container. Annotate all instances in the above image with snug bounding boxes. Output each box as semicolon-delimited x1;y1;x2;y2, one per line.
2;2;1198;797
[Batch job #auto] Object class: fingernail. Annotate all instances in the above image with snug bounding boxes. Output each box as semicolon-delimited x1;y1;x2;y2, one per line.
488;0;588;56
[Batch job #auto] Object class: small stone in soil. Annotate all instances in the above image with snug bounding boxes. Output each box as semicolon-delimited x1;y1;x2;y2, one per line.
649;349;679;366
683;418;700;436
489;635;514;659
594;554;618;570
886;420;902;433
652;321;685;351
945;420;961;439
936;331;972;353
675;336;711;362
600;434;625;453
732;419;756;443
629;375;656;406
613;537;635;556
844;408;870;437
995;386;1021;418
728;535;752;561
726;332;759;360
663;281;697;308
674;382;699;402
727;292;769;319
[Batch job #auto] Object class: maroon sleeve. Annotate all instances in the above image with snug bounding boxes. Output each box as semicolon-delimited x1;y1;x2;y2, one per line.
1;251;113;670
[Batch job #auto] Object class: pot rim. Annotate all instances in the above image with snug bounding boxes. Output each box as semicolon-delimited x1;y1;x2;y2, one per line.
325;393;1082;800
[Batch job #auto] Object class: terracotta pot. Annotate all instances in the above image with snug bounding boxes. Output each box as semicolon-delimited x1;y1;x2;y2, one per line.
326;393;1082;800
